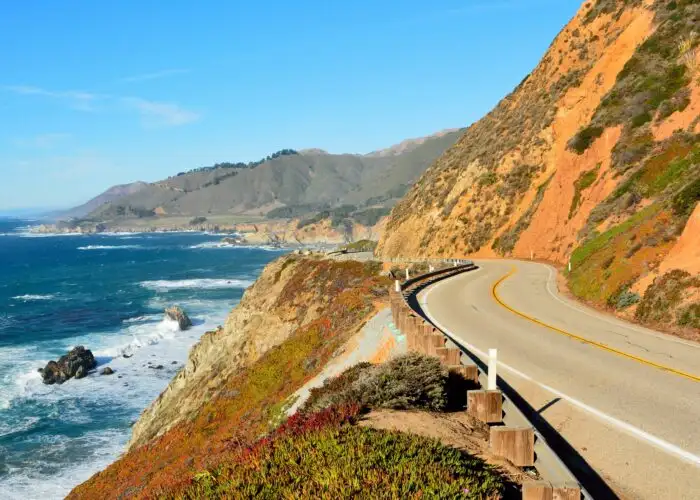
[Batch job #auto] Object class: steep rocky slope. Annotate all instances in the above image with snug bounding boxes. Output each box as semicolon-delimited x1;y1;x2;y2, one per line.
129;256;387;449
379;0;699;331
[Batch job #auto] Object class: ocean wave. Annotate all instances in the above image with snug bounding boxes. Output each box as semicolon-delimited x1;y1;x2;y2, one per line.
188;241;283;251
78;245;142;251
17;232;85;238
12;294;55;301
140;278;253;291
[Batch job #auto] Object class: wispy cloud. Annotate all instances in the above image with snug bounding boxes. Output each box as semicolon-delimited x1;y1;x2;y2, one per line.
122;97;200;126
119;69;190;83
4;85;102;111
4;84;200;127
13;132;72;149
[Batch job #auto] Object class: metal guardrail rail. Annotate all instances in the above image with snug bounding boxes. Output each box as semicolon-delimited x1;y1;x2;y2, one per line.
389;261;608;500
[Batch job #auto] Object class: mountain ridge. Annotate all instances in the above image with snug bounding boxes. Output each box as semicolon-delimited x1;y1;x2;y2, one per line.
66;129;464;226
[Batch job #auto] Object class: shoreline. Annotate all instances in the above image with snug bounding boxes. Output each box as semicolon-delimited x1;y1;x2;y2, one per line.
0;228;285;498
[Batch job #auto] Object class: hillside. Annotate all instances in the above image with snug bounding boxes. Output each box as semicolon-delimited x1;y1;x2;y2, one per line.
80;130;463;224
378;0;699;332
51;181;149;221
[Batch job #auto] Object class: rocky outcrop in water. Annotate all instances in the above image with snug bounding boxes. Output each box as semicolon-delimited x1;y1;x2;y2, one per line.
39;346;97;385
165;306;192;330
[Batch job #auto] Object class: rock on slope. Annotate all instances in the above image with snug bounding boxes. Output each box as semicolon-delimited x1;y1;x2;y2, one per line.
378;0;699;330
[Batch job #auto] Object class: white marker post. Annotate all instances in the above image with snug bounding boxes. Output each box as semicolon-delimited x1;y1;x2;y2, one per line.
394;280;400;292
405;268;410;280
568;261;572;273
429;265;434;272
488;348;498;390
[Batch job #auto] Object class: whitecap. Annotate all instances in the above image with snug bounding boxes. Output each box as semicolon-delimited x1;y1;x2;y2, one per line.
139;278;253;291
12;294;55;301
188;241;284;251
79;244;142;250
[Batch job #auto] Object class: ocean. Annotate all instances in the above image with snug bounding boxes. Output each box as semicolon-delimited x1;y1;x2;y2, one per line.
0;218;285;498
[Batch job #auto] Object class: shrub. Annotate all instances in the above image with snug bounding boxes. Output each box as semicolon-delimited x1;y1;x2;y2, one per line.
636;269;698;324
677;303;700;329
569;165;600;219
189;216;207;225
302;362;373;414
613;289;641;309
631;111;652;128
302;353;448;414
672;178;700;217
568;125;604;154
478;171;498;186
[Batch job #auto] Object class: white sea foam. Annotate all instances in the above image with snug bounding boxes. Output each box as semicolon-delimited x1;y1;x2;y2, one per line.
0;427;129;500
17;232;85;238
12;294;55;301
0;296;236;498
188;241;283;251
78;245;142;250
140;278;253;291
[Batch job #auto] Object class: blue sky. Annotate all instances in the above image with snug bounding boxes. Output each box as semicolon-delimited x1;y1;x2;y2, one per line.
0;0;581;211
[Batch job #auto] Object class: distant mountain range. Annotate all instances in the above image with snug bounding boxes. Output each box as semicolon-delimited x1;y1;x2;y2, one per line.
53;182;150;221
62;129;463;224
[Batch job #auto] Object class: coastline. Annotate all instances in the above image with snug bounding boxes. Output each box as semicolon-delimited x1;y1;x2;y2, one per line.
0;225;288;498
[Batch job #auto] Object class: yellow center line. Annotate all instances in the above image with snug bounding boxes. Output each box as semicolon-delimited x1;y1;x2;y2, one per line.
491;267;700;383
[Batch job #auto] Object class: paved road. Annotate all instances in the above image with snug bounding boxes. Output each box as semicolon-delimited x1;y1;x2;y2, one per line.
418;259;700;499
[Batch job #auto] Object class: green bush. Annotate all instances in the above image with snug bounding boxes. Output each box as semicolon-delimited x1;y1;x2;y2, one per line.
631;111;652;128
302;353;448;414
672;178;700;217
677;303;700;329
568;126;604;154
302;362;372;414
614;289;641;309
569;165;600;219
636;269;698;324
189;216;207;225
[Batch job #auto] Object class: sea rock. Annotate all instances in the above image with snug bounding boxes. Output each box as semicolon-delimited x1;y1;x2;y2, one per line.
101;367;115;375
40;346;97;385
164;306;192;331
149;364;164;370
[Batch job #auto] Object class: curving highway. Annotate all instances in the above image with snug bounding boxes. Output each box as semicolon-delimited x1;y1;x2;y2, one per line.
418;259;700;499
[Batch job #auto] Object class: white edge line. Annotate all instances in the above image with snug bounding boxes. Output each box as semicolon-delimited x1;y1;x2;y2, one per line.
419;270;700;468
540;264;700;350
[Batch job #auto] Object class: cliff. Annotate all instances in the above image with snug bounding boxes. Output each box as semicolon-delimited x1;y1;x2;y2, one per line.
378;0;699;331
70;256;390;497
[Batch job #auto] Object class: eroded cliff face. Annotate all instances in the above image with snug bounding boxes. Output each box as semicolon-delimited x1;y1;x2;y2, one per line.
235;217;386;246
129;256;383;449
378;0;699;329
70;256;389;498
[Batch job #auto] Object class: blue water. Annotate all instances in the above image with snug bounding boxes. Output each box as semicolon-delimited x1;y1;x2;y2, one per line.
0;219;285;498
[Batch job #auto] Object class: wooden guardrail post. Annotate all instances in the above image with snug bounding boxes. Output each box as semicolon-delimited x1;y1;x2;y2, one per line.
435;347;461;365
489;426;535;467
522;480;581;500
467;390;502;423
450;364;479;384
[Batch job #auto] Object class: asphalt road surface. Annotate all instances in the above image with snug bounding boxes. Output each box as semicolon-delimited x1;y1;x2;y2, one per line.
418;259;700;499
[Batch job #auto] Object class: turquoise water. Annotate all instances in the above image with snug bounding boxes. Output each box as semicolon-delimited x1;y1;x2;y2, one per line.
0;218;285;498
